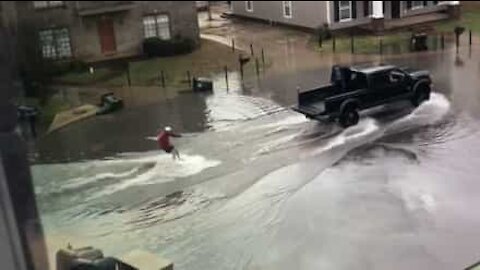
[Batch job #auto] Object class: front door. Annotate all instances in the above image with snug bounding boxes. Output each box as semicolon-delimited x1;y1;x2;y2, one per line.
391;1;401;19
97;17;116;54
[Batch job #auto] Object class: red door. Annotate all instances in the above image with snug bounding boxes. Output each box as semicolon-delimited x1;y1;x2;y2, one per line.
97;17;116;54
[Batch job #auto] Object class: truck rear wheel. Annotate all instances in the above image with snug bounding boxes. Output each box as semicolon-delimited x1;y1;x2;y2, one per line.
339;106;359;128
412;84;431;107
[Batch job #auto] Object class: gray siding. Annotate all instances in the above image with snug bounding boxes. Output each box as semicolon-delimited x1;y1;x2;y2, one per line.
232;1;451;31
231;1;328;29
328;1;371;30
402;1;448;17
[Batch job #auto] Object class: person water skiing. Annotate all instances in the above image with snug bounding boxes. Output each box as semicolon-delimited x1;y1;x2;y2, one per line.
157;126;182;160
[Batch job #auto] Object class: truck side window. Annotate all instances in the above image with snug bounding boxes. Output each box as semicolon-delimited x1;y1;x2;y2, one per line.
389;70;405;83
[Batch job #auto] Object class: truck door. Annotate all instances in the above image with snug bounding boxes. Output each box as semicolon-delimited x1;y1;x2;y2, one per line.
370;71;392;104
387;69;408;97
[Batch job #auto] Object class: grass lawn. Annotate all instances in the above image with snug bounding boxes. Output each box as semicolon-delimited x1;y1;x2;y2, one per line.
314;32;413;55
312;6;480;55
435;10;480;34
56;39;243;89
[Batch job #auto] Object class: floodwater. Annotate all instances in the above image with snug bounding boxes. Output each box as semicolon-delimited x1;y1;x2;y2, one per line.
31;38;480;270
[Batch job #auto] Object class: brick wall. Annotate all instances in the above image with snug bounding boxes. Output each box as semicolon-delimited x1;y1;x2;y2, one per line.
14;1;200;63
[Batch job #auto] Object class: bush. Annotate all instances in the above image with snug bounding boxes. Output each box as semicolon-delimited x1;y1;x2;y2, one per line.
69;60;89;73
143;37;196;57
316;23;332;40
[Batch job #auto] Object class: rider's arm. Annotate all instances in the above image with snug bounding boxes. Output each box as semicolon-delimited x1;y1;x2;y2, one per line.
170;132;182;138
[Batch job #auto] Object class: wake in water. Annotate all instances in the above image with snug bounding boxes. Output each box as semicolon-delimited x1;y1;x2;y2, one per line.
151;93;453;270
254;93;451;158
35;153;221;200
32;92;454;270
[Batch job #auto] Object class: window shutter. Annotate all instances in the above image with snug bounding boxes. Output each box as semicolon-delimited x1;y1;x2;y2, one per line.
334;1;339;22
352;1;357;19
433;1;439;5
423;1;428;6
406;1;412;9
363;1;370;17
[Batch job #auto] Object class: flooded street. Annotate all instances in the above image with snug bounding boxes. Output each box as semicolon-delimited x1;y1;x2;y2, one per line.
30;18;480;270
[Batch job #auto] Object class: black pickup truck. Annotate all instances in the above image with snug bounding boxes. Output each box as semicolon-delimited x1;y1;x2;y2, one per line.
292;65;432;127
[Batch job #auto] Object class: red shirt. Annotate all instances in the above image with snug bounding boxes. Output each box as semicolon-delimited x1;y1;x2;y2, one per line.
157;131;181;149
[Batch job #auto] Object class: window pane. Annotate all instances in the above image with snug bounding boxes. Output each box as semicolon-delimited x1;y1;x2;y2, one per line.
340;9;351;20
33;1;48;8
156;15;171;40
412;1;424;7
246;1;252;11
39;29;56;59
54;28;71;58
143;16;157;38
339;1;351;20
339;1;350;8
48;1;64;7
283;1;292;17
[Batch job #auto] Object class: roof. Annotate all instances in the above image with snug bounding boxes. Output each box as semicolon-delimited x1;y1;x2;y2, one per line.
350;65;396;74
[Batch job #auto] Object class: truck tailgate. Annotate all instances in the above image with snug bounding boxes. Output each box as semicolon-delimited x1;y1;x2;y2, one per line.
292;100;326;117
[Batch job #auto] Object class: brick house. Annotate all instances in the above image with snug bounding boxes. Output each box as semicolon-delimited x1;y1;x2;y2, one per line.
1;1;200;65
231;1;461;31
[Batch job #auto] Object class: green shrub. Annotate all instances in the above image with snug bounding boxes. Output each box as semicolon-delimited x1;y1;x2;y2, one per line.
69;60;89;73
143;37;196;57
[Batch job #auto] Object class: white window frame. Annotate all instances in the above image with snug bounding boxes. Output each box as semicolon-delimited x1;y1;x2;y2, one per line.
339;1;353;22
33;1;64;9
411;1;425;10
38;27;72;60
245;1;253;12
283;1;292;18
143;14;171;40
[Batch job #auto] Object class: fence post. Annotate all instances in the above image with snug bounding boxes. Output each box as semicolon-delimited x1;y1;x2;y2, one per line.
255;58;260;76
456;33;459;54
187;71;192;88
161;70;165;88
250;43;254;56
379;39;383;55
332;35;336;53
224;66;229;92
126;63;131;87
441;33;445;50
318;34;323;48
351;34;354;54
261;48;265;66
232;39;235;52
239;54;244;79
469;29;472;46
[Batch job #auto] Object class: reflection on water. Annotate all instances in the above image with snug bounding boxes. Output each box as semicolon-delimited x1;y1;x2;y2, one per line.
35;70;269;163
36;92;209;163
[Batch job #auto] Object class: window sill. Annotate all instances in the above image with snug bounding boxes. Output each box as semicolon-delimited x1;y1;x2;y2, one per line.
34;5;66;11
410;6;425;10
339;18;353;23
283;15;292;19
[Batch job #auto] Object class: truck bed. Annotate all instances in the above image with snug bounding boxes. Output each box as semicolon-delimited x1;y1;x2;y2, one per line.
292;84;338;118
